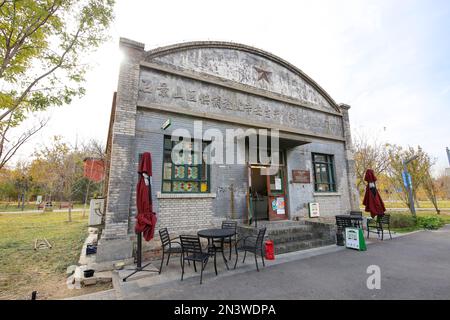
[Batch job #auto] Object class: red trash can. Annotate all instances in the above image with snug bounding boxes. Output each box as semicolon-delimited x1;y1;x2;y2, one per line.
265;240;275;260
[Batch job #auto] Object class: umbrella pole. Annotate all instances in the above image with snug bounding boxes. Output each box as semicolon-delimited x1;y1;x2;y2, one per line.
122;232;159;282
123;153;159;282
137;232;142;269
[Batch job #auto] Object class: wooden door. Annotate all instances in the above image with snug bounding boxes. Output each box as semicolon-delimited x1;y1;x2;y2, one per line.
266;166;288;221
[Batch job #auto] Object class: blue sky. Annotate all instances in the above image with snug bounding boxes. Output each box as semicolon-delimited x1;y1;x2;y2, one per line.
13;0;450;173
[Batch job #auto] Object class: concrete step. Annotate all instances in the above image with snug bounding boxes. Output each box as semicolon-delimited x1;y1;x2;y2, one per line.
274;238;335;255
262;220;308;228
266;225;313;236
268;232;315;244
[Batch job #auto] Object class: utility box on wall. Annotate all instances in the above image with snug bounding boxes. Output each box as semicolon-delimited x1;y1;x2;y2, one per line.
89;198;104;226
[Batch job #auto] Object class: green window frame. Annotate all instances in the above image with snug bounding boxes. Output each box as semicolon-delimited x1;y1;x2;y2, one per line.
312;153;336;192
161;136;210;193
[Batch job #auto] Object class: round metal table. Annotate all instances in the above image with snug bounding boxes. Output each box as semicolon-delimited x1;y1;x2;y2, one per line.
197;228;236;274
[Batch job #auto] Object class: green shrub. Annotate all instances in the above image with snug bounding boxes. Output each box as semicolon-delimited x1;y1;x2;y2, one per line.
390;214;416;228
417;216;444;230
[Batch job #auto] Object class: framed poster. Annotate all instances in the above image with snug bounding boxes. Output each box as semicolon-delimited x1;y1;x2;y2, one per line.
276;197;285;215
308;202;320;218
292;170;310;183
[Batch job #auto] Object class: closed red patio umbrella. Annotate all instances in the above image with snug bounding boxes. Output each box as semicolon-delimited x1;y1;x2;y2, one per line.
123;152;159;281
135;152;157;241
362;169;386;218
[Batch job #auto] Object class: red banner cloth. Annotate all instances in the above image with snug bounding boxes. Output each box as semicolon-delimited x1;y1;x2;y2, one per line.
362;169;386;218
134;152;157;241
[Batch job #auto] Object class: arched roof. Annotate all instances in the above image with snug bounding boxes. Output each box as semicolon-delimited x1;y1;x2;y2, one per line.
144;41;340;112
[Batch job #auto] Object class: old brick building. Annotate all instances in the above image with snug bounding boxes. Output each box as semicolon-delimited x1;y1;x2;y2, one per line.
96;38;359;262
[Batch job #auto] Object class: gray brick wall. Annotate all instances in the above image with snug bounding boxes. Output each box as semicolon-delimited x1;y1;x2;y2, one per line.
97;38;360;263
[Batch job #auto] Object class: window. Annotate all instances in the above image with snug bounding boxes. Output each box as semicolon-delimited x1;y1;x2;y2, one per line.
312;153;336;192
162;136;210;193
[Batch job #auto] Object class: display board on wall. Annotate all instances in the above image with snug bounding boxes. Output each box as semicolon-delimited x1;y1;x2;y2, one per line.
292;170;310;183
308;202;320;218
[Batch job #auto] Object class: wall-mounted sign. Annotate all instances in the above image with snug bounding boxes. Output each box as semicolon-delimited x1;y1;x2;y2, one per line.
345;227;367;251
274;178;282;190
292;170;310;183
308;202;320;218
161;118;171;130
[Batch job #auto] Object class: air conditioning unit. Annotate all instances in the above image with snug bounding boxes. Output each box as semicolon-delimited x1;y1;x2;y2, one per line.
89;198;105;226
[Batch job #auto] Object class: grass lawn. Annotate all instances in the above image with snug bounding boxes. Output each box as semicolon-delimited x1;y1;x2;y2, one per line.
363;210;450;233
382;200;450;209
0;202;85;213
0;211;111;300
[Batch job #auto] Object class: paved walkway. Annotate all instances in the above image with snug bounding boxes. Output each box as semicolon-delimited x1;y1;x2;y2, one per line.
69;226;450;300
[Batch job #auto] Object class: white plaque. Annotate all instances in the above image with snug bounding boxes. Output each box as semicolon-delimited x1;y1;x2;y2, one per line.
274;178;282;190
308;202;320;218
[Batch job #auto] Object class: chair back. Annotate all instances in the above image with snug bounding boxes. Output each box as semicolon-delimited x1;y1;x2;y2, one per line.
159;228;171;248
336;216;352;228
379;214;390;224
222;220;237;231
256;227;267;248
180;235;203;255
350;211;363;217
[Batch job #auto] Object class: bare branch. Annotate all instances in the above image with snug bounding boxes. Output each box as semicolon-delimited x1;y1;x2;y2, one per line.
0;118;49;170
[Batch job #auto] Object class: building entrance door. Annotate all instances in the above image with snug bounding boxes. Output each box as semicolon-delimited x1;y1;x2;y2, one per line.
266;166;288;221
247;164;288;222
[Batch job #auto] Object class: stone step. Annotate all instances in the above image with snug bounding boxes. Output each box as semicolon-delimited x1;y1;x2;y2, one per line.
274;238;335;255
268;232;315;244
262;220;308;228
266;225;313;236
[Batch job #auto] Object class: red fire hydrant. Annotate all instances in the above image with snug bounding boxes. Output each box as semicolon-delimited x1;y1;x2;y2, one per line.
265;240;275;260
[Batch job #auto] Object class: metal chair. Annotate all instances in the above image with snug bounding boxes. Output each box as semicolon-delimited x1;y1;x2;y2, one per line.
349;211;364;228
234;227;267;272
158;228;182;274
180;235;212;284
367;214;392;240
214;220;238;260
335;216;353;246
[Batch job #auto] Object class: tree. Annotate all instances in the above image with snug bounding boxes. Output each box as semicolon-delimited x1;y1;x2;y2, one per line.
0;0;114;168
385;144;436;216
422;174;440;214
435;172;450;200
353;131;390;195
0;167;18;201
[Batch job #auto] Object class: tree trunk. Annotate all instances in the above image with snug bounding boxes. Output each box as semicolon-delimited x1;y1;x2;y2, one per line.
83;180;92;218
68;195;72;222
